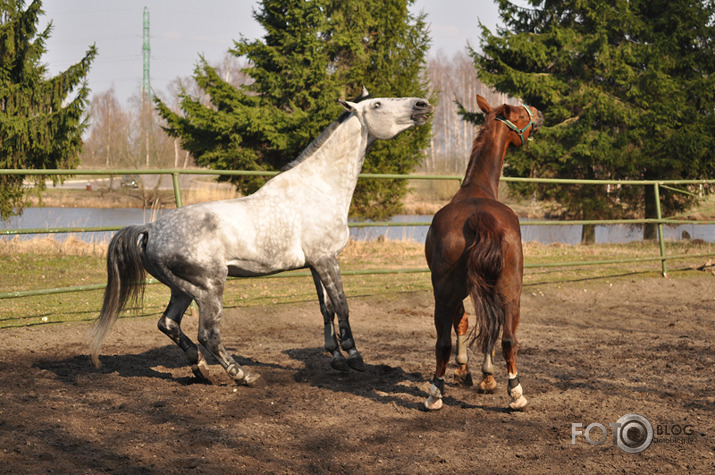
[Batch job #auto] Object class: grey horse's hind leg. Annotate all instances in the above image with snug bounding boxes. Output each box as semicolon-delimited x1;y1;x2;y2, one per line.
311;269;348;371
195;283;262;387
310;257;366;371
157;289;209;381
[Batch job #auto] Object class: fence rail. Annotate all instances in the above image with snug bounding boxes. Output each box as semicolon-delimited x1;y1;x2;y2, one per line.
1;168;714;301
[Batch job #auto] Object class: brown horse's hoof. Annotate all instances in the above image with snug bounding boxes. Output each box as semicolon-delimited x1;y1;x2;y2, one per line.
453;364;474;387
424;395;443;411
478;374;497;394
509;395;528;411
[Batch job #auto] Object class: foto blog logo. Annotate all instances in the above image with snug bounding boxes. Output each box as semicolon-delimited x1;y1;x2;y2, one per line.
571;413;654;454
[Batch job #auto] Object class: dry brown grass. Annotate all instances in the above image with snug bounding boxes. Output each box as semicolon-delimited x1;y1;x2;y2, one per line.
340;239;423;260
0;235;109;257
182;181;241;205
0;235;422;262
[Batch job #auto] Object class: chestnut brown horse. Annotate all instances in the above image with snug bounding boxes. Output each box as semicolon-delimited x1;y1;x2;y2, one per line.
424;95;543;411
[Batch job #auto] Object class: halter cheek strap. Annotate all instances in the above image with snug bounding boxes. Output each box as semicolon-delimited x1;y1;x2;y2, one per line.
495;105;535;145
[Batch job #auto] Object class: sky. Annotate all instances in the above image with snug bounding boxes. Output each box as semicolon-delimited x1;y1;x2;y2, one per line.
38;1;506;105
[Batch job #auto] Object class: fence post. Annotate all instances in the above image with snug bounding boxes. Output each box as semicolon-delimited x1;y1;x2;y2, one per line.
171;172;183;208
654;183;667;277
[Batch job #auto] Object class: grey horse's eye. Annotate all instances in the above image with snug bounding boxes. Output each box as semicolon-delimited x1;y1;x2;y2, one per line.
373;101;381;109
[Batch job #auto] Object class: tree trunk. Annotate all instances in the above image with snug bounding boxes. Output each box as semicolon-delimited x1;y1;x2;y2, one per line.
643;184;658;240
580;197;596;244
581;223;595;244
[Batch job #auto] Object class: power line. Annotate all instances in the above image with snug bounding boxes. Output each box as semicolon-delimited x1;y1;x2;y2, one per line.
142;7;150;102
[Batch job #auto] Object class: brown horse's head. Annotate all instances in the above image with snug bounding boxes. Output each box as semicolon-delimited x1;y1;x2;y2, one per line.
476;95;543;147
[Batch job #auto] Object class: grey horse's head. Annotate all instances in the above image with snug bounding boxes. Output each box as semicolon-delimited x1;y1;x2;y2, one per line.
339;88;433;140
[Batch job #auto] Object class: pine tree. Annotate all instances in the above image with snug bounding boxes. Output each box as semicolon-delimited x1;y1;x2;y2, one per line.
0;0;96;219
156;0;431;220
469;0;715;242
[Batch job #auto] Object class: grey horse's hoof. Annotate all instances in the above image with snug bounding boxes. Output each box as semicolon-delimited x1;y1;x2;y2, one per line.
191;363;210;382
347;352;367;372
190;352;211;382
241;372;264;388
330;352;349;372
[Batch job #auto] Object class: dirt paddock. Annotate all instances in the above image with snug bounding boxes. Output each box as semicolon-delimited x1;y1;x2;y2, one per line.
1;274;713;473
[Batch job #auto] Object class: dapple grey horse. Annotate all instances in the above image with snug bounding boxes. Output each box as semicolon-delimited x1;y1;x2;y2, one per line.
90;88;432;386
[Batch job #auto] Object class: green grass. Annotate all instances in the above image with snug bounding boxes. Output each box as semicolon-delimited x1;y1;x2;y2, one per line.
1;238;712;329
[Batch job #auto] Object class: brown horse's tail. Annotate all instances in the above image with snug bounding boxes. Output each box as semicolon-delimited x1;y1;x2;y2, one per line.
90;225;148;368
465;212;505;354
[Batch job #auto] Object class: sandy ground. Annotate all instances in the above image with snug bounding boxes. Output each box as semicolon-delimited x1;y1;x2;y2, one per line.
1;274;713;473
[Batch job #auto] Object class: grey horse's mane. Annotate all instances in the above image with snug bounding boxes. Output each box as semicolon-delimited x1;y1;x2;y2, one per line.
281;88;371;172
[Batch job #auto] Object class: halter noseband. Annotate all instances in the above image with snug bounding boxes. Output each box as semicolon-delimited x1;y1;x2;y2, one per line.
495;105;535;145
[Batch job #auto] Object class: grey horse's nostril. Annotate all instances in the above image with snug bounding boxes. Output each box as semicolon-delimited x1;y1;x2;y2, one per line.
415;100;429;109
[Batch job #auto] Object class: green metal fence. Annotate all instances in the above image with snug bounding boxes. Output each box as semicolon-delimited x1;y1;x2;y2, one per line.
1;168;714;301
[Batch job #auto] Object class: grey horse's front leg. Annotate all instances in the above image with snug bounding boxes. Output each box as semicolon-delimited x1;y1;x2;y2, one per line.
310;257;366;371
311;269;349;371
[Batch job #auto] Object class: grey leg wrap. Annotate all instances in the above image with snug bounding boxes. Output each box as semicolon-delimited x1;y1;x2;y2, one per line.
507;374;520;393
506;373;527;409
482;351;495;375
456;334;468;365
324;324;338;352
339;325;355;351
432;375;445;395
424;375;446;410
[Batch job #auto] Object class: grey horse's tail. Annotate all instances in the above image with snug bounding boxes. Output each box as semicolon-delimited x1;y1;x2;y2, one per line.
465;212;505;354
90;225;149;367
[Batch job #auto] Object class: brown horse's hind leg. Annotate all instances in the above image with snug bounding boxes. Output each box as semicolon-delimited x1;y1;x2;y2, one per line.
425;301;458;410
478;346;498;394
453;306;473;387
157;290;209;381
502;300;527;410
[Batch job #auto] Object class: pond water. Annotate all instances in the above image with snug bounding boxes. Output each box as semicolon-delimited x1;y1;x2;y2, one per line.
2;208;713;245
349;215;714;244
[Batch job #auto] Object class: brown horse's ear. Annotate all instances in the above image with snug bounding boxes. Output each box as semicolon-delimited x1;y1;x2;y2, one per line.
476;94;492;114
502;104;513;116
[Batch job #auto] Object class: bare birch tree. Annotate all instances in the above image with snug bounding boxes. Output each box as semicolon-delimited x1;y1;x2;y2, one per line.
424;51;511;174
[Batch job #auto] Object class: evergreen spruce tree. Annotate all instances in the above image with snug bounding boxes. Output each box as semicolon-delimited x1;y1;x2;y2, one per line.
469;0;715;242
0;0;96;219
156;0;431;219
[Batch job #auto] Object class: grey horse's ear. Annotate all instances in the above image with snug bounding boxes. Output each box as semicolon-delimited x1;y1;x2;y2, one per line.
359;85;369;99
339;99;357;112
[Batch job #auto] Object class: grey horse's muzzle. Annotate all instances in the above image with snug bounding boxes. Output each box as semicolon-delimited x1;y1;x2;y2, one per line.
411;100;433;125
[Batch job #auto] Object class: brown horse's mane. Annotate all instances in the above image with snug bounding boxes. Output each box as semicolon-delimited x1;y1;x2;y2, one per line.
468;108;500;161
462;108;502;184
